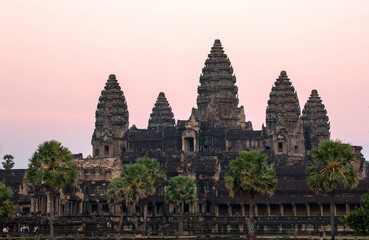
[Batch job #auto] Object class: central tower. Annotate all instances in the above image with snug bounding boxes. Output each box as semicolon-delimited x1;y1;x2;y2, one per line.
190;39;248;129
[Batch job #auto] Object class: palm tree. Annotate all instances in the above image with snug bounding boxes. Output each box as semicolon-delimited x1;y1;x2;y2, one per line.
107;176;126;232
0;182;16;220
120;163;150;231
25;140;77;240
307;139;358;240
225;150;277;240
2;154;15;170
165;175;197;235
2;154;15;186
136;157;166;232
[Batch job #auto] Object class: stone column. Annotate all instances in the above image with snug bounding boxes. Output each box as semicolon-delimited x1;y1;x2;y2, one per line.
279;204;284;217
292;203;297;217
267;203;271;217
319;203;323;216
306;203;310;217
241;204;245;216
30;198;35;213
227;204;231;216
153;202;156;217
254;205;258;217
346;203;350;215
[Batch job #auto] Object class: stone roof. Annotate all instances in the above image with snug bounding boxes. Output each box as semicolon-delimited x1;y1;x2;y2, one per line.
301;89;330;150
148;92;175;131
266;71;301;125
192;39;246;128
92;74;129;142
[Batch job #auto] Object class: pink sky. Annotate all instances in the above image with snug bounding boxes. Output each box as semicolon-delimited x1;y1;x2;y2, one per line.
1;1;368;169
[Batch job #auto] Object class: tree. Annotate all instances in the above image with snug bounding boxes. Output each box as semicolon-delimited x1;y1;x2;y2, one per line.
0;182;16;220
107;176;126;232
225;150;277;240
25;140;77;240
2;154;15;170
165;175;197;235
120;163;150;231
342;192;369;236
306;139;358;240
136;157;166;232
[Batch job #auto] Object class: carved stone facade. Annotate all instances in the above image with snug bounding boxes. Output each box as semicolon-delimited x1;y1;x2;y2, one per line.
148;92;175;131
2;39;368;234
301;90;330;152
92;74;129;158
264;71;305;159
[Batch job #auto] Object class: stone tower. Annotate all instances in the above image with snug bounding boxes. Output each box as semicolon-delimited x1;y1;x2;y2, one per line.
190;39;248;129
92;74;129;157
265;71;305;157
301;89;330;152
148;92;175;131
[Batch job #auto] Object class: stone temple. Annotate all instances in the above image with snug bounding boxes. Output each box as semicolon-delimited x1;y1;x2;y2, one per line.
1;39;368;234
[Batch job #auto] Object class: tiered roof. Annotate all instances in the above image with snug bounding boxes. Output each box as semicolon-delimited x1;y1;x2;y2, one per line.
266;71;301;127
93;74;129;138
148;92;175;131
301;90;330;150
193;39;246;128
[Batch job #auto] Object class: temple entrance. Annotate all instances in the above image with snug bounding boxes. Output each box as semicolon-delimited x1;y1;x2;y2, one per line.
184;137;194;152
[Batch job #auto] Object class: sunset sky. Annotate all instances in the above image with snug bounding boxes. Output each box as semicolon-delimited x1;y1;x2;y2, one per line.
1;1;368;169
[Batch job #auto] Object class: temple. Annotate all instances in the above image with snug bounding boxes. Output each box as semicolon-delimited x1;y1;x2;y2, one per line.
1;39;368;234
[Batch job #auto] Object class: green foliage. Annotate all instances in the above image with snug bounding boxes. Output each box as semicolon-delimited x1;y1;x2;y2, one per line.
307;139;359;240
165;175;197;205
25;140;77;240
107;176;126;205
25;140;77;190
120;163;151;204
2;154;15;170
0;182;16;220
306;139;358;194
225;150;277;197
136;157;166;196
342;192;369;236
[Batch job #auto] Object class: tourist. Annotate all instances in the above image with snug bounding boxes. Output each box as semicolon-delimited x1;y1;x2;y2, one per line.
2;226;9;238
20;225;25;237
34;226;40;233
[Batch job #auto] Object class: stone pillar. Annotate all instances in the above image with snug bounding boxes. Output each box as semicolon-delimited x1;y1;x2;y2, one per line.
30;198;35;212
267;203;271;217
254;205;258;217
241;204;245;216
279;204;284;217
346;203;350;214
98;201;102;215
306;203;310;217
319;203;323;216
292;203;297;217
153;202;156;217
227;204;231;216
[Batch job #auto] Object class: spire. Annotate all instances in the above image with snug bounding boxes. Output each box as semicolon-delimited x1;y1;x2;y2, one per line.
301;89;330;150
265;71;305;157
266;71;301;126
192;39;246;128
92;74;129;157
148;92;175;131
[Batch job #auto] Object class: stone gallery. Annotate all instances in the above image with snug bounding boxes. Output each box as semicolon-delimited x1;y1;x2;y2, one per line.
2;39;368;234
